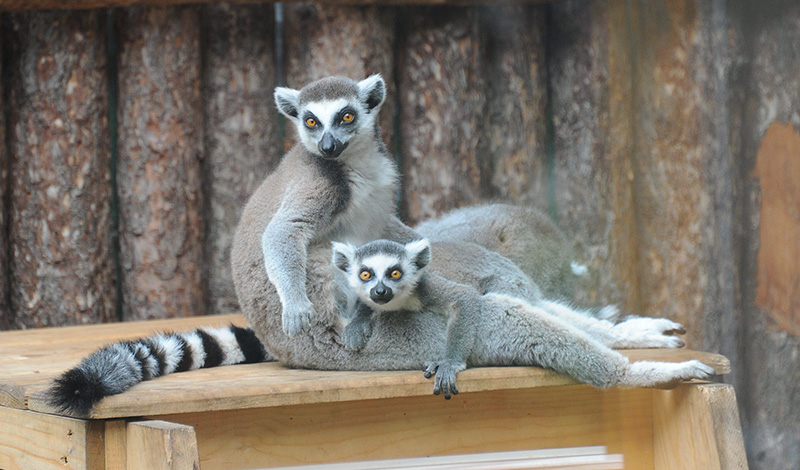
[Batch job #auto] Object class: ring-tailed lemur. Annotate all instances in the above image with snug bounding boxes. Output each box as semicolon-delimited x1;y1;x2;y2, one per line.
47;325;271;416
331;239;714;399
245;74;419;338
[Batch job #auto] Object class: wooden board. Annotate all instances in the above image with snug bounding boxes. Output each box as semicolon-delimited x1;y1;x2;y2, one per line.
0;407;104;470
126;420;199;470
0;313;729;419
153;386;652;470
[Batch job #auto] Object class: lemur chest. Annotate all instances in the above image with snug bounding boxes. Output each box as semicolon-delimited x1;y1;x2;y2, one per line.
322;165;395;245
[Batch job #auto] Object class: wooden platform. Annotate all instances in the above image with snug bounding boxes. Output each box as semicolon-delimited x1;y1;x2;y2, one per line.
0;314;747;469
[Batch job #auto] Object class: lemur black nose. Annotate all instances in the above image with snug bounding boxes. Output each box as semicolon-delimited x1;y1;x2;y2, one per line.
370;283;393;304
318;133;344;159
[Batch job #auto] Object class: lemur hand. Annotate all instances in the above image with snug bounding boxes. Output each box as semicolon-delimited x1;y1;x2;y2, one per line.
342;317;372;351
282;298;315;337
424;360;466;400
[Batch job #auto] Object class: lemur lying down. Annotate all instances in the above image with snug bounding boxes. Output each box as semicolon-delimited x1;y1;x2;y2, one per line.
332;239;714;399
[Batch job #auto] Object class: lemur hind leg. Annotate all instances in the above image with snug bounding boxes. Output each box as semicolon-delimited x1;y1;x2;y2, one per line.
482;294;715;389
536;299;687;349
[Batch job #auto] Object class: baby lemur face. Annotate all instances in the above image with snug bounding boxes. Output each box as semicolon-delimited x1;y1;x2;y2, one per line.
332;239;431;312
274;75;386;160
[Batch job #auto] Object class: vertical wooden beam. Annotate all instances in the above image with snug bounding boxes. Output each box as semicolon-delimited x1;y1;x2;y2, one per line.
104;420;127;470
396;6;487;225
116;6;204;320
739;1;800;467
480;5;550;212
0;407;104;470
548;0;640;311
126;420;199;470
653;384;747;470
5;10;114;328
283;3;396;153
0;20;8;330
201;3;279;315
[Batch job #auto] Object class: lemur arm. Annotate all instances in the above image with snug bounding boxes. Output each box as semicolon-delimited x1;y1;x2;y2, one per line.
341;301;374;351
422;274;481;399
262;197;335;337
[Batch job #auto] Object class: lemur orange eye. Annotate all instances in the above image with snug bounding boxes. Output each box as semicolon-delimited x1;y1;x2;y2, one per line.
342;112;354;123
359;270;372;281
305;118;317;127
390;269;402;279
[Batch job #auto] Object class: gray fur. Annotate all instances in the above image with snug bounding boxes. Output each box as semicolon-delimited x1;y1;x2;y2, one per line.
332;239;712;398
231;75;715;395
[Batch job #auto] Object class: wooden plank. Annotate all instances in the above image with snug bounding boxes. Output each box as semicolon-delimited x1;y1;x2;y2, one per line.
283;3;396;154
4;10;114;328
0;20;8;331
0;407;104;470
268;447;623;469
126;420;199;470
116;5;205;321
548;0;641;312
153;387;652;470
396;6;487;225
738;1;800;468
0;0;558;13
104;420;127;470
653;384;747;470
25;349;726;419
201;3;280;315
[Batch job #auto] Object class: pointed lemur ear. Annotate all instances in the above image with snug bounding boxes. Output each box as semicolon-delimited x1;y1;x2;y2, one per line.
274;87;301;119
357;74;386;111
331;242;356;273
405;239;431;270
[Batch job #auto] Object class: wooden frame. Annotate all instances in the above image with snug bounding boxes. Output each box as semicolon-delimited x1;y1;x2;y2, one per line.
0;315;746;469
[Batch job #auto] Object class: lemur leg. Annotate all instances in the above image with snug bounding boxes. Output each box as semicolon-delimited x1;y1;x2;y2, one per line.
537;300;686;349
486;294;715;388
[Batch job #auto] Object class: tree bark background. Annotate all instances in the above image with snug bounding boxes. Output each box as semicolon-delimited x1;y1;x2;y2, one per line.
0;22;8;330
201;3;279;315
4;10;114;328
116;6;204;321
282;3;397;154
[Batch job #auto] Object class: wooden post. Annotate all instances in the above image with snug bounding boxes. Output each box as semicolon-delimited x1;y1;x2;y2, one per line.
548;0;641;312
739;1;800;467
126;420;199;470
282;3;397;153
201;3;279;315
480;5;550;212
4;10;114;328
396;7;488;225
116;6;204;320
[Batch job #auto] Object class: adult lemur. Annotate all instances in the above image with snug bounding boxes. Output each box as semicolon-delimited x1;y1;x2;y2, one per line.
332;239;712;399
47;75;715;416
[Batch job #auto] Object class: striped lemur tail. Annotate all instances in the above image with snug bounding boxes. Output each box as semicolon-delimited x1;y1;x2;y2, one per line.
47;324;272;417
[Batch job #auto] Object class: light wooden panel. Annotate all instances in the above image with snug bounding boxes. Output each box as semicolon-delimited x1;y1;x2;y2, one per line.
154;386;654;470
126;420;199;470
653;384;747;470
0;407;103;470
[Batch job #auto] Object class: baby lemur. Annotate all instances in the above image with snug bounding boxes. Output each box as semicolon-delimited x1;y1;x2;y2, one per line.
332;239;713;399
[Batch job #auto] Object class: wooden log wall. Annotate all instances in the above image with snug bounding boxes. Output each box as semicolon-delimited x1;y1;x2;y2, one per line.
0;1;798;468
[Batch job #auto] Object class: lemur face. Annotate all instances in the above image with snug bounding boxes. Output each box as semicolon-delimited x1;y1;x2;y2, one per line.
274;75;386;160
332;239;431;312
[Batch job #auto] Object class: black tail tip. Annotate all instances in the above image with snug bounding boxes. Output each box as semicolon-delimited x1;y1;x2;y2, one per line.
46;368;108;418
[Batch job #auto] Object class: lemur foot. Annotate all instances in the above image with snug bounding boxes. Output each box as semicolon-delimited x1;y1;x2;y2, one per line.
342;318;371;351
611;318;687;349
424;360;466;400
282;300;315;337
624;359;716;388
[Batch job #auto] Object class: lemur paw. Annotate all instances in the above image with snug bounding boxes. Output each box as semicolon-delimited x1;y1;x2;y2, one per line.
611;318;687;349
282;300;315;337
424;360;466;400
342;319;372;351
626;359;716;388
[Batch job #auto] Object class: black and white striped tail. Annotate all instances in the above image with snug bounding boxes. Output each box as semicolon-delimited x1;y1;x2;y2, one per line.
47;324;272;417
